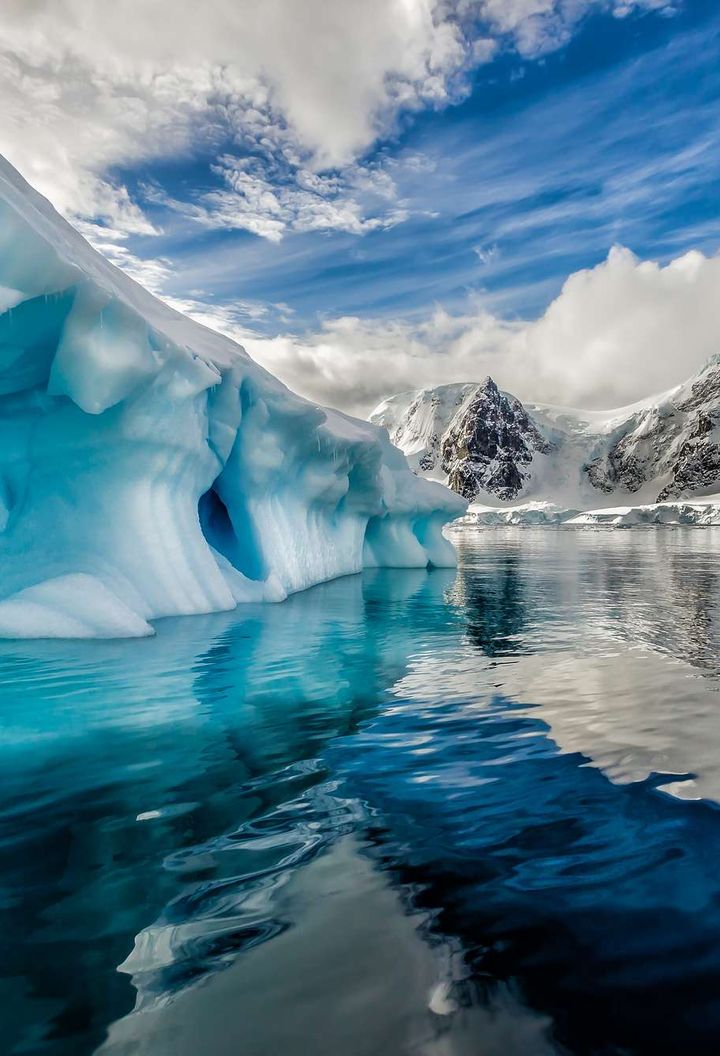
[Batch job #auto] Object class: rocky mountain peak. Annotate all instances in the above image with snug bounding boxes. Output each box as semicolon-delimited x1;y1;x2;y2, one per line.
439;380;552;501
587;362;720;501
372;358;720;511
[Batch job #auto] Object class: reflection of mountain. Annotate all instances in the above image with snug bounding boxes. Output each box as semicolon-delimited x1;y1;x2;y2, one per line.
570;530;720;674
452;549;529;657
448;534;578;657
450;527;720;675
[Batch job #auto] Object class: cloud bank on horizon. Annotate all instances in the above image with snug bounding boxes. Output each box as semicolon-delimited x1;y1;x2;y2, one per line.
2;0;718;414
242;246;720;414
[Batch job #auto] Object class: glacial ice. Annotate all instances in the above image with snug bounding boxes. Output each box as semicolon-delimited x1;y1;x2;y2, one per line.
458;497;720;528
0;157;465;638
0;574;154;639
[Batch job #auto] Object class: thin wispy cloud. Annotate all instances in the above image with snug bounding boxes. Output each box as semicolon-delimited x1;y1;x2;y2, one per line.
148;154;412;242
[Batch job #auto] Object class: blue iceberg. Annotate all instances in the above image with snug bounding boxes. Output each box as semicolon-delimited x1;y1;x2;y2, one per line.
0;157;465;638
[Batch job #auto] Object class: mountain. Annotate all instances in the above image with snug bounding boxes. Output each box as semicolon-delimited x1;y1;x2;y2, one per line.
370;359;720;518
440;377;552;501
0;156;464;638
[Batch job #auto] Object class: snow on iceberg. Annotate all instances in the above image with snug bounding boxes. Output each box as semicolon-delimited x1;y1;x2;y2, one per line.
0;157;465;638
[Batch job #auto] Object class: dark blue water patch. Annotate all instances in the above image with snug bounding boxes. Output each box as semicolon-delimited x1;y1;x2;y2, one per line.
334;691;720;1054
4;531;720;1054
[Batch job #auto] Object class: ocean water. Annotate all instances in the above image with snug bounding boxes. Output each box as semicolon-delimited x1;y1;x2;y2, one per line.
4;528;720;1055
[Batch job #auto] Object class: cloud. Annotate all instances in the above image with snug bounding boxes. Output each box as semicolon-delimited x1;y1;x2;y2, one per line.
0;0;478;235
470;0;679;56
517;245;720;408
152;154;411;242
4;0;700;426
213;246;720;416
0;0;676;240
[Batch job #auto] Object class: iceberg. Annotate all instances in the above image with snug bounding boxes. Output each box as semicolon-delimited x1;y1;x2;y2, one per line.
0;157;465;638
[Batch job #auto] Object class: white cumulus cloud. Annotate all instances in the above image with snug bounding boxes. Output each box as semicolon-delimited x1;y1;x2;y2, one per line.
212;246;720;416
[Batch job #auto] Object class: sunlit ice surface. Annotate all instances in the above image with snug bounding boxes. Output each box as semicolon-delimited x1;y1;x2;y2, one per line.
4;528;720;1055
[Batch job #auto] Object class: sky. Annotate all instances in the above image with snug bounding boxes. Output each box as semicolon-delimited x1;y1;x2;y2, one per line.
2;0;720;415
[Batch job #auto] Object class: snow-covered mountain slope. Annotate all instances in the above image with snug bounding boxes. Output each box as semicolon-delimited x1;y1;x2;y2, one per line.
0;157;465;638
372;382;478;477
371;360;720;519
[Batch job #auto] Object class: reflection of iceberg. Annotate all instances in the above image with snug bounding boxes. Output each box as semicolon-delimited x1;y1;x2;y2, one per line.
116;568;460;1007
0;157;464;638
0;568;460;1054
85;567;556;1056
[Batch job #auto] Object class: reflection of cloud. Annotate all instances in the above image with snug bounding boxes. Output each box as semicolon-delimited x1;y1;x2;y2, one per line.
501;650;720;801
102;838;558;1056
404;529;720;804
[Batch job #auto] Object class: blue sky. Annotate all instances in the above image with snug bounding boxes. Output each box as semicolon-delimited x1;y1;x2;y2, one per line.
125;0;720;331
3;0;720;412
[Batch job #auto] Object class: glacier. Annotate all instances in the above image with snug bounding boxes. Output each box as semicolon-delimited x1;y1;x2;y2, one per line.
0;157;465;638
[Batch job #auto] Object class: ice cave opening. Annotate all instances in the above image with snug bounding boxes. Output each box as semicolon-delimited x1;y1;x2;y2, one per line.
198;485;265;583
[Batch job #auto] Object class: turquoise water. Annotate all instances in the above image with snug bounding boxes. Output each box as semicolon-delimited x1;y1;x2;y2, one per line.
4;528;720;1054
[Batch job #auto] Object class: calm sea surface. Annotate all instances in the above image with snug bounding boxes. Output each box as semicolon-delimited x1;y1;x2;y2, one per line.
4;528;720;1055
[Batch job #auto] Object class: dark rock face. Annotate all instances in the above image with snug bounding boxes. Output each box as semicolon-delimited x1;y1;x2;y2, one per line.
440;378;551;501
585;408;674;495
658;414;720;500
678;368;720;412
586;364;720;502
418;443;438;472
